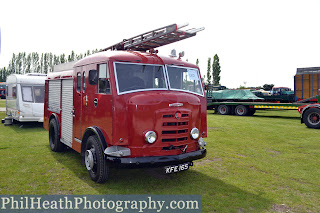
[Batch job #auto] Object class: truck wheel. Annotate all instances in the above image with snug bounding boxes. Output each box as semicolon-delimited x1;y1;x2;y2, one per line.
49;118;65;152
303;108;320;129
85;135;109;183
217;105;231;115
235;105;249;116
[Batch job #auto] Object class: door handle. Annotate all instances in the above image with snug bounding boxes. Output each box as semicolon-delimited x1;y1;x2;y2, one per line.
94;98;98;108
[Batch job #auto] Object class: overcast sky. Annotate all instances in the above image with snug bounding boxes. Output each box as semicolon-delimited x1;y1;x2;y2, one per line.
0;0;319;89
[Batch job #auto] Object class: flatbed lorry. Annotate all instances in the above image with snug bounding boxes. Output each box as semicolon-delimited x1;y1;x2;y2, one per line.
207;93;320;129
208;101;306;116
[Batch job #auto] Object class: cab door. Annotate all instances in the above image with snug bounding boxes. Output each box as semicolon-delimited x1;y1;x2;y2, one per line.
83;63;113;144
73;67;84;148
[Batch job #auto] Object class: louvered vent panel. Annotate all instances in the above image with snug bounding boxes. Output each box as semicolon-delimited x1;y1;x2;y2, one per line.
48;80;61;113
61;79;73;147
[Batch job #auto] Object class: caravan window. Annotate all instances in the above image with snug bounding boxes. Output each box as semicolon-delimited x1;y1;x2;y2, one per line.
6;86;9;97
34;86;45;103
22;86;33;102
12;86;17;99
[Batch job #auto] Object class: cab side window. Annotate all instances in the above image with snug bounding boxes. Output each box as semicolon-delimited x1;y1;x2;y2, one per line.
83;72;86;92
77;72;81;92
98;64;111;94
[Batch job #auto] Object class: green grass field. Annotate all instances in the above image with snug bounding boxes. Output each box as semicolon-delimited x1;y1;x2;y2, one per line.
0;99;5;108
0;109;319;212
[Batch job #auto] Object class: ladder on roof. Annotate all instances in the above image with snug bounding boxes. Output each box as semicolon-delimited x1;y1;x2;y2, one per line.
101;23;204;52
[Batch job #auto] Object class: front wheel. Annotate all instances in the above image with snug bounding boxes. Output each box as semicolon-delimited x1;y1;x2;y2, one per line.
85;135;109;183
303;108;320;129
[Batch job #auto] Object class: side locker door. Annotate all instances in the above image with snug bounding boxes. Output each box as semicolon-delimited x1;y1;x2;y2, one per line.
61;79;74;147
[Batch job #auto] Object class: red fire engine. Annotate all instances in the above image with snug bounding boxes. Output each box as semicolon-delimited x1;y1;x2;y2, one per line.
44;23;207;183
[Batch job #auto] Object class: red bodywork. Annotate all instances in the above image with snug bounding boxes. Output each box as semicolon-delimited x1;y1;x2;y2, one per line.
44;51;207;165
298;103;319;114
0;82;6;99
0;89;5;99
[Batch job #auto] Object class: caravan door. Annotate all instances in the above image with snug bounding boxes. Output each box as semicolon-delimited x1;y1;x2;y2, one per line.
32;85;45;121
20;85;34;121
20;85;45;122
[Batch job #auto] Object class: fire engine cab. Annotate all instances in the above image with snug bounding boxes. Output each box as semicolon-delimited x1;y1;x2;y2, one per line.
44;23;207;183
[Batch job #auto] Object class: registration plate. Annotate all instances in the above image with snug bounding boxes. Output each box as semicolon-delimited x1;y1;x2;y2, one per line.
164;162;191;174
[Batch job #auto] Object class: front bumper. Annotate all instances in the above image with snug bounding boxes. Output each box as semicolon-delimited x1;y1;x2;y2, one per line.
106;148;207;168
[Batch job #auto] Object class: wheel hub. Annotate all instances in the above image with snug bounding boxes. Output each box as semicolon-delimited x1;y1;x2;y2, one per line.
308;113;320;125
85;150;95;171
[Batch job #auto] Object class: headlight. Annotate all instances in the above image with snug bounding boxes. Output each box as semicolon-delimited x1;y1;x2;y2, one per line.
145;131;157;143
190;127;200;139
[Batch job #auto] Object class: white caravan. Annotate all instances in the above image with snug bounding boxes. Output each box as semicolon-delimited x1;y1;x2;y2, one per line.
5;73;47;123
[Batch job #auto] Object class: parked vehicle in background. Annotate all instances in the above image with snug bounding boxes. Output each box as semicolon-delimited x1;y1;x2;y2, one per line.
252;87;295;103
0;82;6;99
3;73;46;125
207;88;319;118
271;87;291;95
295;67;320;101
43;23;207;183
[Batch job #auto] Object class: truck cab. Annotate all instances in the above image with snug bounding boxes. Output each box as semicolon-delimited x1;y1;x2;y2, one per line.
44;23;207;183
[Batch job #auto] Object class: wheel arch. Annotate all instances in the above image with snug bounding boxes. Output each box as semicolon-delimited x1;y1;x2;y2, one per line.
81;126;108;163
49;113;60;135
301;104;320;123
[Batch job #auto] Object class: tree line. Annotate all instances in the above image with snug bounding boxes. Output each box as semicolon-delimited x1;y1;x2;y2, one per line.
204;54;221;86
0;50;223;86
195;54;222;87
0;49;99;82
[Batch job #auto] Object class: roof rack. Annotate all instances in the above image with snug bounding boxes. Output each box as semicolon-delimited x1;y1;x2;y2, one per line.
101;23;204;52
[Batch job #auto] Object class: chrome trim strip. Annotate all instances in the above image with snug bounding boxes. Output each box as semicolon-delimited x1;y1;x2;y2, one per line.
169;103;183;107
74;138;82;144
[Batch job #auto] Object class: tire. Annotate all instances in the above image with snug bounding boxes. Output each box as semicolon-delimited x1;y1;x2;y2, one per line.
235;105;249;116
85;135;109;183
49;118;65;152
302;108;320;129
217;105;231;115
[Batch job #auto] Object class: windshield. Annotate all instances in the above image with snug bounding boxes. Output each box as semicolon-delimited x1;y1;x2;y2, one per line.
167;66;203;96
114;62;167;94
